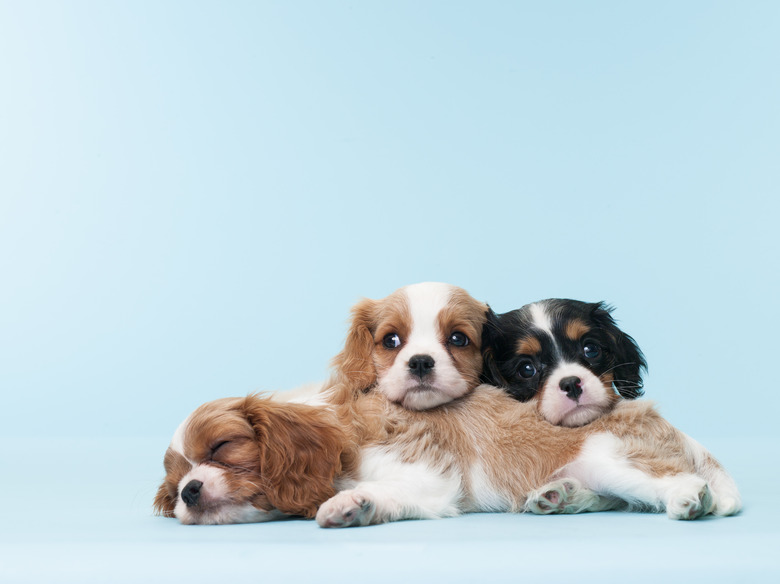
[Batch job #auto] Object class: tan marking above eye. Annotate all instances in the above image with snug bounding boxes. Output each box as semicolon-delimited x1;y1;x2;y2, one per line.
565;319;590;341
516;336;542;355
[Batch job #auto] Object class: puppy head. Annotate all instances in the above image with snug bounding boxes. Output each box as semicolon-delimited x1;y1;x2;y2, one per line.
154;396;348;524
482;299;646;427
330;282;488;410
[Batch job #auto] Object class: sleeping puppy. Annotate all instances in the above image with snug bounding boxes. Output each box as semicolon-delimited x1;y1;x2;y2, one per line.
482;299;647;427
153;396;358;524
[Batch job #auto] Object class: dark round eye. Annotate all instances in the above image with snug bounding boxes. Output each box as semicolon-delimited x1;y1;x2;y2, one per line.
448;332;469;347
383;333;402;349
583;342;601;359
518;360;537;379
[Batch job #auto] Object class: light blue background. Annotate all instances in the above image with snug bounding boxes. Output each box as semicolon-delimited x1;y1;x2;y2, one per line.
1;1;778;582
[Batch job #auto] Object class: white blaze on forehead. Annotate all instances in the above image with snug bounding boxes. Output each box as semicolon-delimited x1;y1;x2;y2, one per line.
529;302;553;337
376;282;470;410
404;282;453;343
170;411;196;464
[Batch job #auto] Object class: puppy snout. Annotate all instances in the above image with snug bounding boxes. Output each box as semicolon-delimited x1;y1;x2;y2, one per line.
560;376;583;400
181;480;204;507
408;354;435;379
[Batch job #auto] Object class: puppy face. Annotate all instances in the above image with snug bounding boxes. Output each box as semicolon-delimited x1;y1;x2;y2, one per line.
331;282;488;410
154;397;348;524
482;299;646;427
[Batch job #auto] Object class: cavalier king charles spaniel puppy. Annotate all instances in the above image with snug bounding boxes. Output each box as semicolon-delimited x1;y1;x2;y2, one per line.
327;281;488;411
154;396;358;524
481;299;647;427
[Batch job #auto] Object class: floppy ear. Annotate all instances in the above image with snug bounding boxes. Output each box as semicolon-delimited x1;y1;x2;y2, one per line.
591;303;647;399
330;298;378;397
480;306;509;387
244;397;347;518
153;482;176;518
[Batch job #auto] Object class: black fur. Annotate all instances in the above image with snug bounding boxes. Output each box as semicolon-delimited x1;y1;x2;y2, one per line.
481;299;647;402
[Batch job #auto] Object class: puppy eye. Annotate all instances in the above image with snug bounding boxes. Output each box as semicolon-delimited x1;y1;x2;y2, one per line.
211;441;230;455
583;342;601;359
518;360;537;379
383;333;402;349
448;332;469;347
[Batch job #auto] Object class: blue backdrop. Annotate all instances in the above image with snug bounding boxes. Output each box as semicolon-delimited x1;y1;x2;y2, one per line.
1;2;778;582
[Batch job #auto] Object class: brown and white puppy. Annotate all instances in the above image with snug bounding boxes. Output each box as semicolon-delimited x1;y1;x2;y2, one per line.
153;396;357;524
482;299;647;427
328;281;488;411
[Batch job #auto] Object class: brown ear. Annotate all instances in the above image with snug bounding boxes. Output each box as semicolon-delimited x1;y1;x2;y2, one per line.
329;298;378;401
243;397;347;518
153;482;176;518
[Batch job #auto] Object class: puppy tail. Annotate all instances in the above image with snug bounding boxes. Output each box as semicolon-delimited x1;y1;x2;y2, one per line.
682;433;742;516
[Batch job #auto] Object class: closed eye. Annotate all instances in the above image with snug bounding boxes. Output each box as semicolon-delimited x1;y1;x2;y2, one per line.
211;440;231;455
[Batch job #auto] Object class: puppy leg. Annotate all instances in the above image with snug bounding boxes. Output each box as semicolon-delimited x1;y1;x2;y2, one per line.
560;434;715;520
316;448;462;528
661;475;714;520
682;432;741;516
525;478;624;514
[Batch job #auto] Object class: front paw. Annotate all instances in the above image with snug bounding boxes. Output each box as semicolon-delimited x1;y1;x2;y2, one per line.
526;478;620;514
526;479;583;514
316;490;376;528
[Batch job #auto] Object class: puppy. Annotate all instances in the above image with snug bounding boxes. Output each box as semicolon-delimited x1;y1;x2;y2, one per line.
482;299;647;427
153;396;358;524
328;281;488;411
315;300;741;527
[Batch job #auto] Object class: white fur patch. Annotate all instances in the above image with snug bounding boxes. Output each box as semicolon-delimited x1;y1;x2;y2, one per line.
539;362;614;427
557;433;721;519
169;413;196;465
681;432;742;516
329;446;463;524
466;461;512;512
529;302;553;337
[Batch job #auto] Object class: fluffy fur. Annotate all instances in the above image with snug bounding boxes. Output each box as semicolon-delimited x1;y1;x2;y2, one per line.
316;297;740;527
482;299;647;426
153;396;358;524
316;385;741;527
155;286;741;527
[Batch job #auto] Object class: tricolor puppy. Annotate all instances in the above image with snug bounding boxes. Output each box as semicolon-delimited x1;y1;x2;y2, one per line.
154;396;357;524
330;281;488;411
482;299;647;427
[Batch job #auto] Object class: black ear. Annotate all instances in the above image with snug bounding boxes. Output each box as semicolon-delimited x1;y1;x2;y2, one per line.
591;303;647;399
480;306;509;388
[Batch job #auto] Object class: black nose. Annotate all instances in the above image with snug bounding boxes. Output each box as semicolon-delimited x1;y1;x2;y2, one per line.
181;480;203;507
408;354;435;378
560;376;583;400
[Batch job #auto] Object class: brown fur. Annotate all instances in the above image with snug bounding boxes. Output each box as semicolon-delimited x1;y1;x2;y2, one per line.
516;336;542;356
154;396;361;521
565;319;590;341
153;449;193;517
335;384;702;510
438;287;488;390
